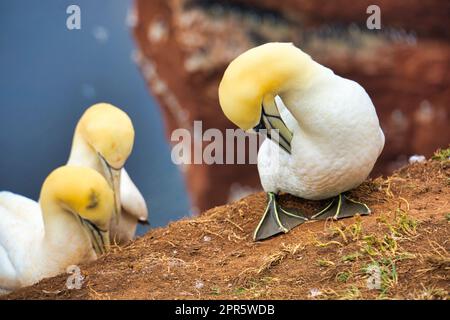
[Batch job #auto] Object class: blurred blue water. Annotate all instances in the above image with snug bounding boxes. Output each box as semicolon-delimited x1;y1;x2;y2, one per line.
0;0;191;234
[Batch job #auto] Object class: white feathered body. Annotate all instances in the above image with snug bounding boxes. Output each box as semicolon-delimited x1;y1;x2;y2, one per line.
258;65;385;200
0;192;95;293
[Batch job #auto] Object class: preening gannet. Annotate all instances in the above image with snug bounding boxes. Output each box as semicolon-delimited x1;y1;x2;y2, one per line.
67;103;148;244
219;43;385;241
0;166;113;293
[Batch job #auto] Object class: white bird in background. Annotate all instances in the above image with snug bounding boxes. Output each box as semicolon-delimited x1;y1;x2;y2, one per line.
67;103;148;244
0;166;114;293
219;43;385;241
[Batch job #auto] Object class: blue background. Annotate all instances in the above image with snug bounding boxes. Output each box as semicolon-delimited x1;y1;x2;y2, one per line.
0;0;191;234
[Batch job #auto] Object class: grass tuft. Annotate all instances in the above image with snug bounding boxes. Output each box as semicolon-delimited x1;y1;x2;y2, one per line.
317;259;335;268
431;146;450;162
342;252;361;262
336;271;352;283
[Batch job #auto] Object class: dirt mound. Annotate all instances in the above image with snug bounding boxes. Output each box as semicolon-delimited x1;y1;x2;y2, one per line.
5;150;450;300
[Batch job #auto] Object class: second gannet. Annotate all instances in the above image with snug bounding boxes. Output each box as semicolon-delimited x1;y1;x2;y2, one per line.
219;43;385;241
0;166;113;293
67;103;148;244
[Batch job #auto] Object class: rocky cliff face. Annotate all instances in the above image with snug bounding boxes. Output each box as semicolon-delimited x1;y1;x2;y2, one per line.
133;0;450;212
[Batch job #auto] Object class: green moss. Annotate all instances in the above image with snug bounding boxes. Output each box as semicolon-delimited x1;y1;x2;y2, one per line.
317;259;335;267
342;252;361;262
336;271;352;283
233;287;246;295
210;287;221;295
432;147;450;161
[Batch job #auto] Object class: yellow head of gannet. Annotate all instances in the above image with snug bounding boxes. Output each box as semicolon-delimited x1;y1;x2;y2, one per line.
40;166;114;255
71;103;135;225
76;103;135;169
219;43;315;153
0;166;114;292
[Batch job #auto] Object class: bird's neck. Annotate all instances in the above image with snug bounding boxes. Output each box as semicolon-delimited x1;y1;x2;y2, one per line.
258;50;327;125
37;196;95;279
67;127;101;170
277;61;334;131
258;48;320;97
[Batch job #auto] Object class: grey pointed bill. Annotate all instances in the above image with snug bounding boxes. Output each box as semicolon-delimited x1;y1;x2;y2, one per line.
253;98;293;154
99;154;122;226
78;216;110;255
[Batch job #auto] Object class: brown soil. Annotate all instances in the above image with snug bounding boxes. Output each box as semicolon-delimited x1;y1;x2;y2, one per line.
5;152;450;300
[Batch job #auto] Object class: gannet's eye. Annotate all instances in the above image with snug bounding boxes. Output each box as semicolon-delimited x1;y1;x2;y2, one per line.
86;190;99;210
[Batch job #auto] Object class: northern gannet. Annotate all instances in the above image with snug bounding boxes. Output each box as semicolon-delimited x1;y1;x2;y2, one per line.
0;166;113;293
219;43;385;241
67;103;148;244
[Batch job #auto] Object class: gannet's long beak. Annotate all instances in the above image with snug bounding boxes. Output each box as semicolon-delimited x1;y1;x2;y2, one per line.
253;97;293;154
78;216;110;256
138;219;150;226
99;155;122;226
